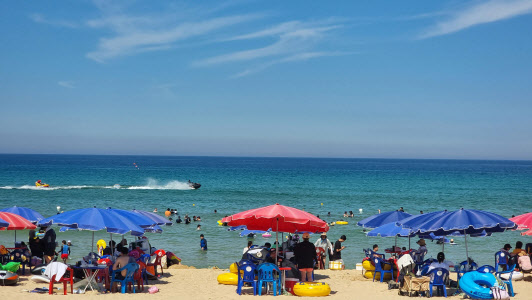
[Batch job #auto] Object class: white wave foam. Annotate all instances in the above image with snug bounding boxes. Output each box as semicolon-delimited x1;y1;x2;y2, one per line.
127;178;193;190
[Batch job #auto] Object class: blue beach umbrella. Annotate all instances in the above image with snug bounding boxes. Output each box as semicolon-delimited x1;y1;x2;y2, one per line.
396;210;449;230
0;217;9;228
357;211;412;229
0;206;44;224
132;209;173;226
404;208;516;261
367;222;449;249
38;207;148;252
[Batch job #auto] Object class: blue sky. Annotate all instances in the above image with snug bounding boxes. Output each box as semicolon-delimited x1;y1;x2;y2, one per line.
1;0;532;159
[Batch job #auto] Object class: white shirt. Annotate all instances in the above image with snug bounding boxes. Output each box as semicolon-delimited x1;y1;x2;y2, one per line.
427;260;453;273
314;238;333;255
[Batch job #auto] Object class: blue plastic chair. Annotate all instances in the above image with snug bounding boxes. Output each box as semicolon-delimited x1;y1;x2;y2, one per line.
372;256;394;282
137;254;151;284
236;262;258;295
427;268;449;297
111;263;139;293
257;263;282;296
454;260;478;281
477;265;496;273
495;251;510;272
411;249;427;272
496;264;515;297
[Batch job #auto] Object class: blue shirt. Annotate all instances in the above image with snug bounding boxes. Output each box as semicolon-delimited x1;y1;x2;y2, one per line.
200;238;207;250
61;244;70;255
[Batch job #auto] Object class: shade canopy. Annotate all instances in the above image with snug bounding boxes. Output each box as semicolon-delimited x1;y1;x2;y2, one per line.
132;209;173;226
0;206;44;224
0;212;36;230
405;208;516;236
510;212;532;236
357;211;412;229
38;207;148;236
221;203;329;233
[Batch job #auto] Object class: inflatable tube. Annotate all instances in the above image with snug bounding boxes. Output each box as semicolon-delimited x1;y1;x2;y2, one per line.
262;233;272;238
30;275;51;283
336;221;348;225
362;260;375;271
229;263;239;274
217;272;239;285
364;270;392;280
0;271;18;286
217;220;223;226
500;271;523;281
31;264;46;275
459;271;497;299
293;282;331;297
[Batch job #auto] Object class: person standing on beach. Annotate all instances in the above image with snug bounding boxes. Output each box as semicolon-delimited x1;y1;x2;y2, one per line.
42;226;56;264
200;234;207;250
332;235;346;269
294;233;316;281
314;233;333;268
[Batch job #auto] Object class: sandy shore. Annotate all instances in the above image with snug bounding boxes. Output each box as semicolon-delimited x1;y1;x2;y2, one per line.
3;267;531;299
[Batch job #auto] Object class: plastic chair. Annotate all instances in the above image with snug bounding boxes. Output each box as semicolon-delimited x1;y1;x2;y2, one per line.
151;251;164;275
427;268;449;297
411;249;427;272
477;265;496;273
495;251;509;272
454;260;478;281
256;263;282;296
236;262;258;295
372;256;394;282
496;264;515;297
363;248;371;258
111;263;139;294
316;247;325;269
137;254;151;284
49;267;74;295
134;262;146;291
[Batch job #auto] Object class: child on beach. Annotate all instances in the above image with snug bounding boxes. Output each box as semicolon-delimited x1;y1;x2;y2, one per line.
60;240;70;263
200;234;207;250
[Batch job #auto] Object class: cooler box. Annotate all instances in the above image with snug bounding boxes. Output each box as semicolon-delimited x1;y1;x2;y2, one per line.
329;261;343;270
284;278;299;295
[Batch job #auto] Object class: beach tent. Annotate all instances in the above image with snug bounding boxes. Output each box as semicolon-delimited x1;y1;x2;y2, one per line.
400;208;516;261
222;203;329;262
0;206;44;224
0;212;36;242
357;211;412;229
510;212;532;236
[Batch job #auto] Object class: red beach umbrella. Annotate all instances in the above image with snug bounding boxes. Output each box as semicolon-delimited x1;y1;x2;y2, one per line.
222;203;329;233
0;212;36;243
510;212;532;236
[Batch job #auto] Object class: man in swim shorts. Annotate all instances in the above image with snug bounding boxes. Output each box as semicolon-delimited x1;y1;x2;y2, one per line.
294;233;316;281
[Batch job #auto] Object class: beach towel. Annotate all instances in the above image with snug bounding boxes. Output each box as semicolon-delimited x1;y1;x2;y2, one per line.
44;262;68;282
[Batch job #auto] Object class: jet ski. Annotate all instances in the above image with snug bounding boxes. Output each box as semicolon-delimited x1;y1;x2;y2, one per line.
187;181;201;189
0;270;18;286
35;180;49;188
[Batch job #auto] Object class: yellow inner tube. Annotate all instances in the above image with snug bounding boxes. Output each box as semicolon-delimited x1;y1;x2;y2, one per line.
364;270;393;280
217;220;223;226
217;272;239;285
362;260;375;271
229;263;239;274
293;282;331;297
336;221;348;225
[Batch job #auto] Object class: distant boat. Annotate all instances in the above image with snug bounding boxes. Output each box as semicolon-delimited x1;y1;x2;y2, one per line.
188;181;201;189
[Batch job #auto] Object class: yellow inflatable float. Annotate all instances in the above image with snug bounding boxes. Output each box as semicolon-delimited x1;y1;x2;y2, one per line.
364;271;393;280
96;239;106;256
362;260;375;271
217;273;239;285
293;282;331;297
362;259;393;280
217;220;223;226
336;221;348;225
229;263;239;274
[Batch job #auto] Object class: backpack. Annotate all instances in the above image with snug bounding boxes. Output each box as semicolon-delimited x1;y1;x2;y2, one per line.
490;286;510;300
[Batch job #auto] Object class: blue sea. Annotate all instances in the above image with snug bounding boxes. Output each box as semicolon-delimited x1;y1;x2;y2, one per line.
0;154;531;268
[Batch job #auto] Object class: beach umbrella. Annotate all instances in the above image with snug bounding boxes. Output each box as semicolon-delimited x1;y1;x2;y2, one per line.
510;212;532;236
366;222;450;249
0;212;37;242
357;211;412;229
404;208;516;261
0;206;44;224
222;203;329;263
132;209;173;226
38;207;148;252
0;217;9;228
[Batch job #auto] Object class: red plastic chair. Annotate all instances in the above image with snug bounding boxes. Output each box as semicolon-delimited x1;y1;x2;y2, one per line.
49;268;74;295
316;247;325;269
134;261;146;291
151;251;165;275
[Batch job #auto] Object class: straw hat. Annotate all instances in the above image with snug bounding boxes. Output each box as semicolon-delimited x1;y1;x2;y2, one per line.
417;239;426;246
320;232;327;237
518;251;527;256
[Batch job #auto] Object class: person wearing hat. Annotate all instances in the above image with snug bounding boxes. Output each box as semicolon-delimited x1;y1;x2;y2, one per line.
413;239;428;263
314;233;333;269
332;235;347;269
293;233;316;281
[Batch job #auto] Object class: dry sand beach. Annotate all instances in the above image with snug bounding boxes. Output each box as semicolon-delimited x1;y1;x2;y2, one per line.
3;267;531;300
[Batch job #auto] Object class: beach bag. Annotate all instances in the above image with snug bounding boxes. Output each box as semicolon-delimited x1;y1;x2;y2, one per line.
490;286;510;300
148;286;159;294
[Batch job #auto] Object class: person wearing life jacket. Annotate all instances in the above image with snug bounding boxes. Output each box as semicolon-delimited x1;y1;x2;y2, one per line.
35;180;42;186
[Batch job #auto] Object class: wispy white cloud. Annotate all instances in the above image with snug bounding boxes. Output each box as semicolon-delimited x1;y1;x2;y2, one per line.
85;1;261;62
194;21;343;67
233;51;353;78
419;0;532;39
29;13;78;28
58;81;75;89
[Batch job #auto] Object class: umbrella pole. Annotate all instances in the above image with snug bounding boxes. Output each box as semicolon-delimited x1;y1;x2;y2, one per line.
275;218;279;266
464;230;469;263
395;236;397;248
14;230;17;244
408;236;411;250
92;231;95;253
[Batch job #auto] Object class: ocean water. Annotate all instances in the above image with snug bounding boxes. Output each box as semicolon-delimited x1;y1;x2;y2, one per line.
0;154;531;268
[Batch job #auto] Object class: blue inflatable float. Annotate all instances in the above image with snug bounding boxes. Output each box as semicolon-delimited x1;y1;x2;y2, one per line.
459;271;496;299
